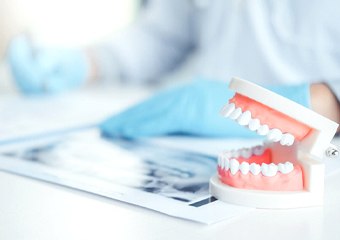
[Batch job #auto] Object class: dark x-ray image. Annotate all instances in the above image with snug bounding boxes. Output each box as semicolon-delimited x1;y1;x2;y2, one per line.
2;132;217;203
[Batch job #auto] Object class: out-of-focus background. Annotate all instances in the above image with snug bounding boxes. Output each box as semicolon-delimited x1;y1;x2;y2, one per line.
0;0;140;54
0;0;141;90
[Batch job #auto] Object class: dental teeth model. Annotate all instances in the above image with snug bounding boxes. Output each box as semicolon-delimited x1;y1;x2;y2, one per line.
210;77;339;208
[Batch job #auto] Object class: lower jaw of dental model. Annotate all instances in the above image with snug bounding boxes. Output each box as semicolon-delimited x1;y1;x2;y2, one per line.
217;145;303;191
218;93;312;192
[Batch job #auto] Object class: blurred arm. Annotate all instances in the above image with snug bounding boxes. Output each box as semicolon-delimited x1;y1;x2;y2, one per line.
311;82;340;132
89;0;195;84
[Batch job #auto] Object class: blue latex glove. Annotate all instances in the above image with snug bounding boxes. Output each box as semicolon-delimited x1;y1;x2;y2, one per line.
100;79;311;139
7;35;89;94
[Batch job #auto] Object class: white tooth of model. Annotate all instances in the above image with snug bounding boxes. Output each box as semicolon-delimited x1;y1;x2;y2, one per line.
223;158;230;171
267;129;283;142
229;108;242;120
248;118;261;131
240;162;250;175
237;111;252;126
267;163;278;176
278;163;285;173
284;162;294;173
250;163;261;175
280;133;295;146
219;155;225;169
231;150;240;158
261;163;268;175
278;162;294;174
222;150;232;158
230;159;240;175
257;124;269;135
221;103;235;118
252;145;265;156
218;155;222;167
241;148;252;158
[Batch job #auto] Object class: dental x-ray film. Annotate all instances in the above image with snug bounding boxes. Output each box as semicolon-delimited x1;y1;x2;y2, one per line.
0;129;253;224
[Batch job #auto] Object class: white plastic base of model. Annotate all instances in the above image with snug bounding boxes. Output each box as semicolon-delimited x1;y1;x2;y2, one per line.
210;175;323;209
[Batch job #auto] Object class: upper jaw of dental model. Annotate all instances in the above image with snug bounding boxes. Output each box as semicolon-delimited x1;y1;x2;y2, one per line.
220;93;312;146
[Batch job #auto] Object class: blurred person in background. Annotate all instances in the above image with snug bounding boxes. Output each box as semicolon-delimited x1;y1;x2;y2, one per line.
7;0;340;139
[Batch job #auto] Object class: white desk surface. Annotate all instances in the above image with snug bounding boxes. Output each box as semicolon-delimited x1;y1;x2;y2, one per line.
0;83;340;240
1;170;340;240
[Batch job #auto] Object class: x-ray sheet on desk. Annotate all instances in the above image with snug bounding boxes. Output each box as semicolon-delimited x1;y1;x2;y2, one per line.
0;129;253;224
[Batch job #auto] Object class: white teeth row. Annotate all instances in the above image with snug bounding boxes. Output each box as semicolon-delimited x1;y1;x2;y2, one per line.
221;103;295;146
218;155;294;176
223;145;265;159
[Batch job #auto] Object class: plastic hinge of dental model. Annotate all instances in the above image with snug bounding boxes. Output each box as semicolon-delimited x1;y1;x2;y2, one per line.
326;144;340;159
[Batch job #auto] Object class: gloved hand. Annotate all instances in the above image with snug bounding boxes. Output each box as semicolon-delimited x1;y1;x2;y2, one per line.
7;35;90;94
100;78;310;139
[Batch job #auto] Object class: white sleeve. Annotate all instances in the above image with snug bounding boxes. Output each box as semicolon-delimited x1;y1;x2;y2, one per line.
91;0;195;84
